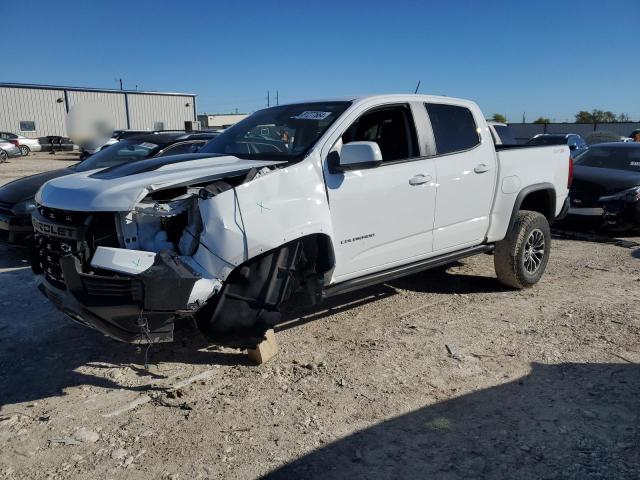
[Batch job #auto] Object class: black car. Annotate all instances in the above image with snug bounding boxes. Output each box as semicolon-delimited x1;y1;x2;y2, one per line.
567;142;640;230
527;134;588;158
0;131;218;244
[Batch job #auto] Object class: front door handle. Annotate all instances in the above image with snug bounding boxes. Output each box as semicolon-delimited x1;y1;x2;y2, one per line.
474;164;490;173
409;174;432;186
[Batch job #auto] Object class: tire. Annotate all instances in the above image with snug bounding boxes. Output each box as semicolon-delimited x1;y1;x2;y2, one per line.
494;210;551;289
0;150;7;163
19;145;30;156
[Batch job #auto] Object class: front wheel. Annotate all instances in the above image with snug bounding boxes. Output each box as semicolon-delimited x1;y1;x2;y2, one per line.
494;210;551;289
19;145;30;156
0;150;7;163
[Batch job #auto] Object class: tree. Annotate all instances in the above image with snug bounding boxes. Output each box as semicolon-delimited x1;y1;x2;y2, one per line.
533;117;551;124
617;113;631;122
491;113;507;123
575;109;630;123
575;111;593;123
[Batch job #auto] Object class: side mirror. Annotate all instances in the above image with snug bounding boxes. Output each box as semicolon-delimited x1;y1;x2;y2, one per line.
328;141;383;173
569;144;577;151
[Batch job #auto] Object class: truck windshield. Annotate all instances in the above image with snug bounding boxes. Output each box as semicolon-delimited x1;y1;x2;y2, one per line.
198;102;351;161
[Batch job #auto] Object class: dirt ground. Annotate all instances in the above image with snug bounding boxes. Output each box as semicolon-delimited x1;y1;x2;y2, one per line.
1;155;639;479
0;153;80;187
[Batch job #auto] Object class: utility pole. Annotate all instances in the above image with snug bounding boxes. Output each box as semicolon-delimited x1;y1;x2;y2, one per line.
522;112;526;123
276;90;279;105
267;90;270;107
119;78;123;90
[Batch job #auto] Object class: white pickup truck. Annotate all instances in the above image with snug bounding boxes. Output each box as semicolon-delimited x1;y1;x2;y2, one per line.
32;94;572;348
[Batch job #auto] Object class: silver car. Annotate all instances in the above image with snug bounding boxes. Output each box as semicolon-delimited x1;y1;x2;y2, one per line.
0;140;22;162
0;132;41;156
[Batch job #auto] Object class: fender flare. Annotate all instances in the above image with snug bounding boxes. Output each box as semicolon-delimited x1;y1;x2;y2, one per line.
507;183;556;233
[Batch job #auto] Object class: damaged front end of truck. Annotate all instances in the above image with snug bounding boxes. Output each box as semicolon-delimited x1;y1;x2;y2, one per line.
31;153;334;348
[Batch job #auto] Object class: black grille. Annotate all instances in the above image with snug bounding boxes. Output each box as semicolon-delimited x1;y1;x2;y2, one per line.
33;206;91;290
81;275;142;300
33;234;79;290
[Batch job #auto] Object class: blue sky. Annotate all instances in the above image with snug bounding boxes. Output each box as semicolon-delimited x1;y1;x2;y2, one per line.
4;0;638;121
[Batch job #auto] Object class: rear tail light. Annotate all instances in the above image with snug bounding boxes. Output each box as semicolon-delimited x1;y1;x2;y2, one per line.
8;140;19;147
567;156;574;189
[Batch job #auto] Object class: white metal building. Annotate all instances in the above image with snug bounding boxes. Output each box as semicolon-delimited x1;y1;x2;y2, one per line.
197;113;248;129
0;82;197;138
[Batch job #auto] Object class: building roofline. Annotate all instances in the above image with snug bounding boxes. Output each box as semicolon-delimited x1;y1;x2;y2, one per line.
198;113;249;116
0;82;196;97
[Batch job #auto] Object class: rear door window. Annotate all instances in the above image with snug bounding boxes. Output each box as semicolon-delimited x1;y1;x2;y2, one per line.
425;103;480;155
493;125;517;145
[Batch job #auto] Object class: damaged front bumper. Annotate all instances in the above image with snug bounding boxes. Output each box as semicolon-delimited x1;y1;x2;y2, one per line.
36;251;220;344
568;197;640;229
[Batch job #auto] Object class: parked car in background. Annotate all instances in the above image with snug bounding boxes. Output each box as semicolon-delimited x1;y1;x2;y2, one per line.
527;134;588;157
79;129;207;159
0;132;41;156
568;142;640;230
0;140;22;162
585;131;626;146
0;131;219;244
488;121;517;145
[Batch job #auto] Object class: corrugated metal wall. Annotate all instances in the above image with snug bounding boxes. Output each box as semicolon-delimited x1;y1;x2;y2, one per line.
128;94;195;130
0;87;68;138
0;85;196;138
66;90;128;131
510;122;640;143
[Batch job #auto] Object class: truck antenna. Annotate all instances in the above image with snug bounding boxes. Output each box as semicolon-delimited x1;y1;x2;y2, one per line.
414;80;421;94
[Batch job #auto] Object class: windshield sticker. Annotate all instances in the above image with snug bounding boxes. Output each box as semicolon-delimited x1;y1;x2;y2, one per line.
291;111;332;121
139;142;158;149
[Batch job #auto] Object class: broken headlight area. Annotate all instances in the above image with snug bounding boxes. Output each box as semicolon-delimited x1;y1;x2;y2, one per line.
598;186;640;204
126;187;203;256
596;187;640;228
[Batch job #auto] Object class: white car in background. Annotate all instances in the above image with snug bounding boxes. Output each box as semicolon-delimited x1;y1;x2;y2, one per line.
0;132;41;156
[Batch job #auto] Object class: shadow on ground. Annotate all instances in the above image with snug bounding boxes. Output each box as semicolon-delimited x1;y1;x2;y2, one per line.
265;362;640;479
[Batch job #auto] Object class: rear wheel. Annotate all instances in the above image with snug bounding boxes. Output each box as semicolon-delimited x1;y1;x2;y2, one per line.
19;145;30;156
0;150;7;163
494;210;551;289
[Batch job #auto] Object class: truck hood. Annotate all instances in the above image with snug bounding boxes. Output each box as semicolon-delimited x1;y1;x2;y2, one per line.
36;154;285;212
0;168;73;205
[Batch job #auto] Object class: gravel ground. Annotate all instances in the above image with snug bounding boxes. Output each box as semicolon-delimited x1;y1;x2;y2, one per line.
0;153;79;187
0;157;639;479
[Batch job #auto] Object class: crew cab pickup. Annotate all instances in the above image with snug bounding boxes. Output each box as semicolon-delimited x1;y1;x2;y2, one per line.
32;94;572;348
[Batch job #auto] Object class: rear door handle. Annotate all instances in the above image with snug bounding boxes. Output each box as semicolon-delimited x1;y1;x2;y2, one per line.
409;174;432;186
474;164;490;173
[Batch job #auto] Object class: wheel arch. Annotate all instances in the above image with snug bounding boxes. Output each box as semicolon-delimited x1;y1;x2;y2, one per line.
507;183;556;233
